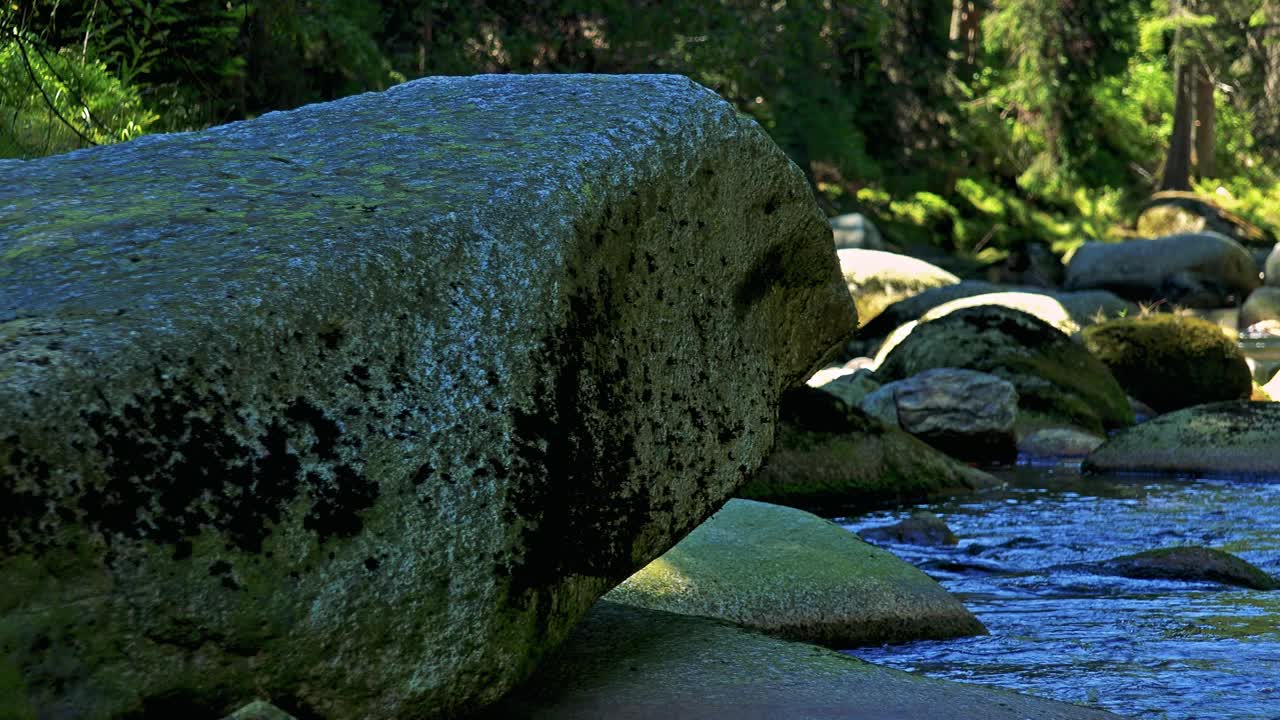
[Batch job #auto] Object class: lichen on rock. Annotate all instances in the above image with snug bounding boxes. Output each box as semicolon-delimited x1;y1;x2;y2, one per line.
0;74;853;718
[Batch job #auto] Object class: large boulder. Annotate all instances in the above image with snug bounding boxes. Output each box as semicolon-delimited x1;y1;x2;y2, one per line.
859;368;1018;463
480;601;1124;720
918;290;1133;336
1136;191;1276;248
875;306;1134;436
1064;232;1260;307
0;75;854;719
1084;401;1280;478
736;387;998;513
605;499;986;647
1081;314;1252;413
857;281;1135;345
837;248;959;326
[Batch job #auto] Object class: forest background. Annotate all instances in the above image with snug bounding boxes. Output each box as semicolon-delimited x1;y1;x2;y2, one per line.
6;0;1280;261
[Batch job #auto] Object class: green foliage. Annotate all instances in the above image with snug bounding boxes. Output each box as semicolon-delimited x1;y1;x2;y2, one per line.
5;0;1280;261
0;35;157;157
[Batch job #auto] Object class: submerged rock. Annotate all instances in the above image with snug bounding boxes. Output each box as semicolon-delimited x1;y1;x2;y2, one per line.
606;499;985;647
479;601;1124;720
859;510;959;547
1017;428;1105;463
1074;547;1279;591
1081;314;1252;413
1083;401;1280;478
860;368;1018;464
1064;232;1259;307
875;305;1133;436
736;388;999;513
0;75;853;718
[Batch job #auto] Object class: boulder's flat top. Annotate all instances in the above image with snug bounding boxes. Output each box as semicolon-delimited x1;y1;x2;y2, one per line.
0;74;736;368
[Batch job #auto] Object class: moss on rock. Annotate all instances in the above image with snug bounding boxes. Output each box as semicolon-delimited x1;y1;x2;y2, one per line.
876;305;1133;436
606;499;985;647
0;75;854;718
1081;314;1251;413
737;390;999;514
1084;401;1280;478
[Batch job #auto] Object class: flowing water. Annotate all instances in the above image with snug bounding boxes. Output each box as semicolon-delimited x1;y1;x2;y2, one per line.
839;466;1280;719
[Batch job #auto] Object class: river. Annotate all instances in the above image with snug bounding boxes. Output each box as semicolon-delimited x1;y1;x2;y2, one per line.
839;466;1280;720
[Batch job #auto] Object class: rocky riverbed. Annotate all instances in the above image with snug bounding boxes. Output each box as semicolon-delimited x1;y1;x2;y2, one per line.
844;466;1280;720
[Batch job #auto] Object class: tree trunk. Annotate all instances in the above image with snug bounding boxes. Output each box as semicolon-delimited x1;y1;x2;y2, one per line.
1162;0;1198;193
1193;63;1215;179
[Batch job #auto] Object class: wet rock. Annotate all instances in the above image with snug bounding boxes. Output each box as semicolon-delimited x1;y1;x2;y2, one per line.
1081;314;1252;413
480;601;1124;720
837;248;959;326
0;75;853;718
606;499;985;647
1064;232;1259;308
1017;428;1105;463
859;510;959;547
737;387;999;514
859;368;1018;464
1137;191;1276;248
222;701;298;720
875;306;1133;437
831;212;887;251
1084;401;1280;478
1079;546;1279;590
1241;286;1280;329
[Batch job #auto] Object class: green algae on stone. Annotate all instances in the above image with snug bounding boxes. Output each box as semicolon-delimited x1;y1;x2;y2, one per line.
606;499;985;647
480;601;1123;720
1084;401;1280;478
1081;314;1252;413
876;305;1133;436
0;75;854;719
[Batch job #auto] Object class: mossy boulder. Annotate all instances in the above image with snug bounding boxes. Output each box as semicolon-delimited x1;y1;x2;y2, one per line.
1070;546;1280;591
0;75;853;719
1084;401;1280;478
1081;314;1251;413
736;388;999;513
875;306;1133;436
606;499;985;647
480;601;1124;720
837;248;959;326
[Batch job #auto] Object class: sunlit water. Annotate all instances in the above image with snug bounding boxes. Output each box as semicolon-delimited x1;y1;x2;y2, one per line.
839;466;1280;719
